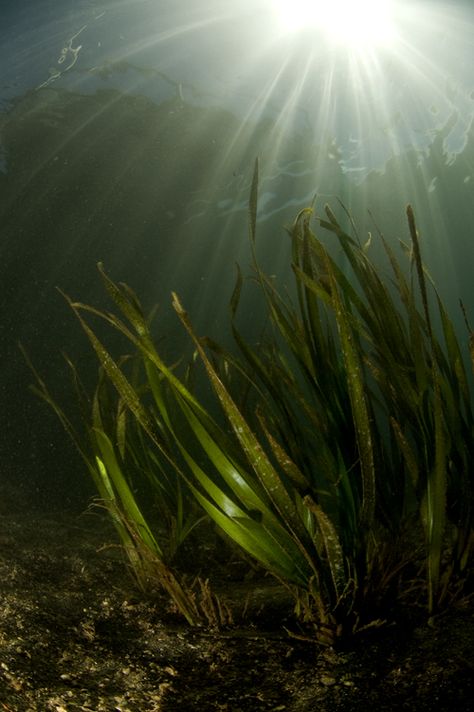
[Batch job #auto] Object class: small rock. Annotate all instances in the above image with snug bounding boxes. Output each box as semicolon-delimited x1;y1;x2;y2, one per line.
320;675;337;687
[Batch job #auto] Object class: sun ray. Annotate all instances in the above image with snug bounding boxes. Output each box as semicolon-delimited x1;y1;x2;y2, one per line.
272;0;397;48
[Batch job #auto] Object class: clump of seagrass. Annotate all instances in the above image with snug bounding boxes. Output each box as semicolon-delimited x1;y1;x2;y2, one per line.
30;160;474;644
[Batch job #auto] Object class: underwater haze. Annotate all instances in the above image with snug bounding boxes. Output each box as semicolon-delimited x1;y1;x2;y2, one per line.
1;0;473;510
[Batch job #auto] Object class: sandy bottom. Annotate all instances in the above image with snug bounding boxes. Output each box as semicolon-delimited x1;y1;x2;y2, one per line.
0;494;473;711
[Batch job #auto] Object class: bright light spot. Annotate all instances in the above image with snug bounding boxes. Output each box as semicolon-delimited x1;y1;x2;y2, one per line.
273;0;397;48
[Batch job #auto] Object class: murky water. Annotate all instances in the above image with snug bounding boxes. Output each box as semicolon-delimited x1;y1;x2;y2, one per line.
1;0;473;507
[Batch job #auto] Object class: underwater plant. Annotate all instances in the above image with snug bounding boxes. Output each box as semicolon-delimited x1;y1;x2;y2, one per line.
32;161;474;643
26;350;209;626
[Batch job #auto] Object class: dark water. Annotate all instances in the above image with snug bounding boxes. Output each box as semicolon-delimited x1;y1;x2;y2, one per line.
1;0;473;510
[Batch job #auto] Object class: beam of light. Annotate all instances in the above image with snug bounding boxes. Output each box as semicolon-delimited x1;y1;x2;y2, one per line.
272;0;397;49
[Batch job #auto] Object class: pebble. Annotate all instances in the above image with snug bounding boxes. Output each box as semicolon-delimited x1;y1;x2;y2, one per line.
320;675;337;686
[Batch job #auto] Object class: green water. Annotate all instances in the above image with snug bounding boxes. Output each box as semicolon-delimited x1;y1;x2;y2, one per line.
0;0;473;509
